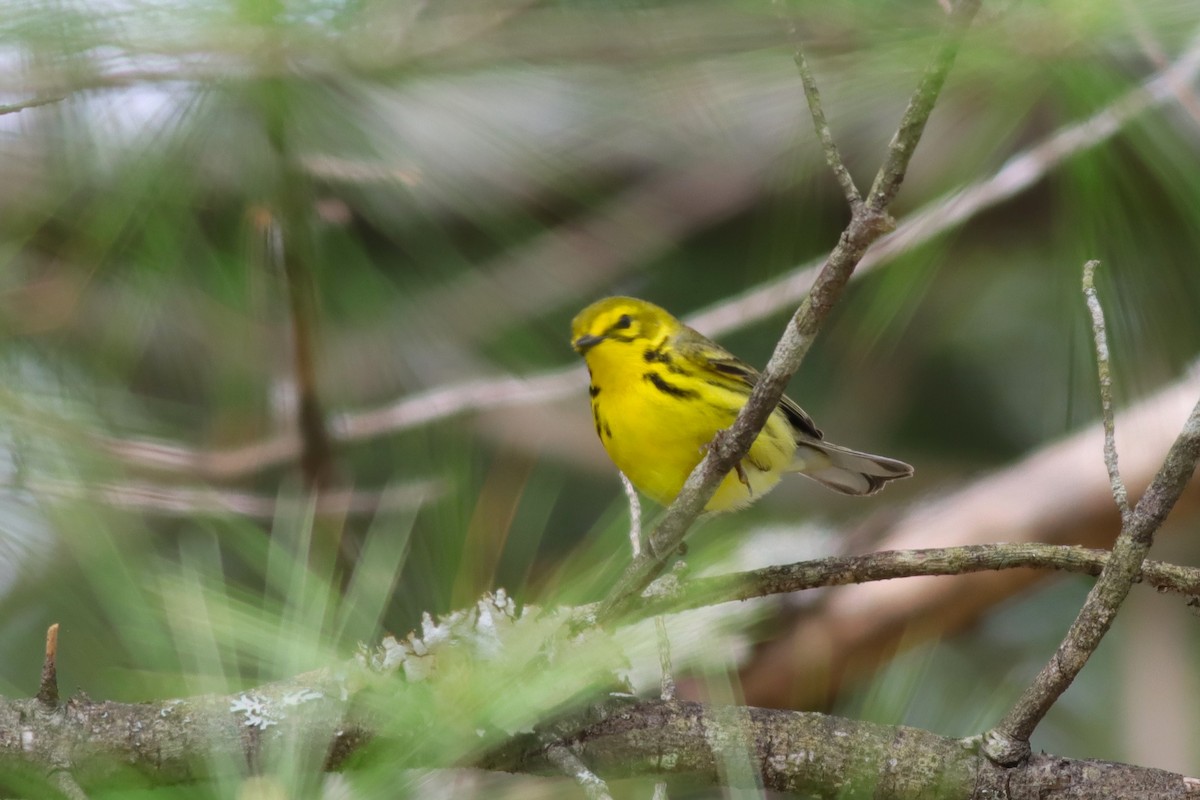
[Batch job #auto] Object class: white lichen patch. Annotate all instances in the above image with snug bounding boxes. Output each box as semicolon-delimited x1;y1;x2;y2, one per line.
159;700;182;718
20;730;34;752
230;693;278;729
281;689;324;706
356;589;527;683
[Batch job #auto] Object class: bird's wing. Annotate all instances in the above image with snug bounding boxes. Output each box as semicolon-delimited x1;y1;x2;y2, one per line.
673;326;823;441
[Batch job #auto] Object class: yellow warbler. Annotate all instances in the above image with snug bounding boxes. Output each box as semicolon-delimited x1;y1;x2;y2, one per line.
571;297;912;512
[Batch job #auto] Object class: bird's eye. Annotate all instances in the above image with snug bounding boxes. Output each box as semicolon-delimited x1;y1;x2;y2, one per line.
613;314;633;330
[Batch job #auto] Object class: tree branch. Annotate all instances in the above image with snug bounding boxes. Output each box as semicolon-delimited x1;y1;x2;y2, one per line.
6;685;1199;798
983;268;1200;764
636;543;1200;619
592;0;982;626
1083;260;1130;520
544;743;614;800
0;95;64;116
19;476;438;519
483;698;1200;799
36;624;59;708
739;371;1200;709
7;557;1200;796
779;14;862;207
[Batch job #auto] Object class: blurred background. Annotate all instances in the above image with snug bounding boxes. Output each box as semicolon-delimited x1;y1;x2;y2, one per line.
2;0;1200;796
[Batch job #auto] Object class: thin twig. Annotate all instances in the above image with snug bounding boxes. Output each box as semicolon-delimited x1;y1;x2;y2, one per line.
630;543;1200;619
1120;0;1200;127
0;95;65;116
36;624;59;708
787;32;862;206
50;771;89;800
81;28;1200;484
1083;260;1130;519
654;616;676;702
984;348;1200;762
620;472;643;558
688;25;1200;334
20;477;438;519
591;0;981;627
544;744;614;800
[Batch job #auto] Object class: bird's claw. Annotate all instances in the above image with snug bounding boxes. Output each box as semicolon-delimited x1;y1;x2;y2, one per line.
735;462;752;494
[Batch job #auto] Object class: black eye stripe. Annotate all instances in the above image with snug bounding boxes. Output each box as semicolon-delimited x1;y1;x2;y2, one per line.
610;314;633;331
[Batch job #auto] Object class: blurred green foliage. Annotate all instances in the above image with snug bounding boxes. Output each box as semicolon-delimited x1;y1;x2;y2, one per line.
1;0;1199;795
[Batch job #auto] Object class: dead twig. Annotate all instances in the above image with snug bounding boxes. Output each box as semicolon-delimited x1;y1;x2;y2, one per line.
36;624;59;708
1083;260;1130;519
983;266;1200;765
544;743;614;800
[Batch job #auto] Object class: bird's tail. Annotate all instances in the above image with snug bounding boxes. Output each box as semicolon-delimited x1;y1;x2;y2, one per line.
789;439;913;496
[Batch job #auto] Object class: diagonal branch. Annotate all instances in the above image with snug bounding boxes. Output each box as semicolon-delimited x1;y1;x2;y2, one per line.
592;0;982;626
775;3;862;208
0;95;64;116
545;743;614;800
983;266;1200;765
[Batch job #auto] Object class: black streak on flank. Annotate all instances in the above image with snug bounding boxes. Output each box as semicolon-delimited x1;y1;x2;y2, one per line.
603;421;613;439
589;385;601;398
644;371;698;400
644;347;692;376
643;348;671;365
592;405;603;437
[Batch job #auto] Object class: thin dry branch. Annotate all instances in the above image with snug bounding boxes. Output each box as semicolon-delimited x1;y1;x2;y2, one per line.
777;10;862;208
0;95;65;115
740;372;1200;709
36;624;59;708
620;471;643;559
637;543;1200;619
655;615;676;702
591;0;982;626
986;392;1200;763
983;270;1200;764
545;744;614;800
1083;260;1130;519
21;477;438;518
51;770;90;800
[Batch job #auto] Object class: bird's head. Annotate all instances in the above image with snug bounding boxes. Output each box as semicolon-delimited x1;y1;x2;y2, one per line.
571;297;675;358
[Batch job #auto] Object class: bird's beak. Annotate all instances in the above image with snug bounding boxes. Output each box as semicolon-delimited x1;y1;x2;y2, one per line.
572;334;605;354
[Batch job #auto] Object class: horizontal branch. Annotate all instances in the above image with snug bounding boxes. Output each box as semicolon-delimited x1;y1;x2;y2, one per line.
4;677;1197;798
19;477;440;518
639;543;1200;618
0;95;64;116
740;371;1200;709
483;698;1199;799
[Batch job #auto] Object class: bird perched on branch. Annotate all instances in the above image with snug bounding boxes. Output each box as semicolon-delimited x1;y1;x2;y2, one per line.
571;297;912;512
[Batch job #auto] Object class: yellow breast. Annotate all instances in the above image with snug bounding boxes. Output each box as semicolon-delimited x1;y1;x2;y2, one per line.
585;344;796;512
